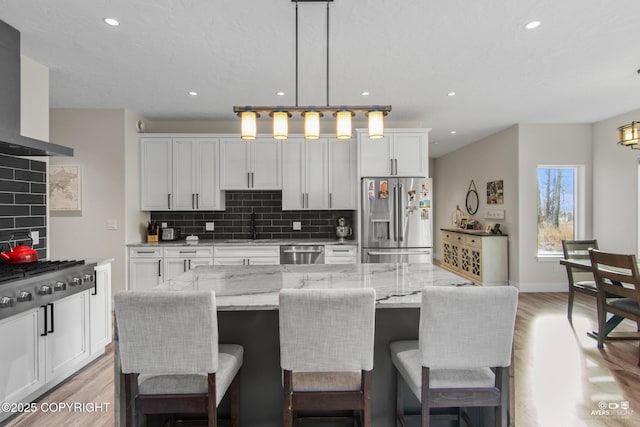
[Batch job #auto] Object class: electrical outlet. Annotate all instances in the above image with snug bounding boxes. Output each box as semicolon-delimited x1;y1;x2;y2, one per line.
293;221;302;231
205;222;215;231
107;219;118;230
161;222;168;228
30;231;39;245
485;209;505;220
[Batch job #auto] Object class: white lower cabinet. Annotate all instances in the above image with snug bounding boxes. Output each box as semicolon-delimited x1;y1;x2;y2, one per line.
324;245;358;264
90;263;112;356
163;247;214;281
128;247;164;290
213;246;280;265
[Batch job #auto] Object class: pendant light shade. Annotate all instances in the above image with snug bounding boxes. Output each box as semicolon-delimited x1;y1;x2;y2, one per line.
303;111;322;140
618;121;640;149
271;111;290;140
367;110;384;139
240;111;258;140
335;110;353;140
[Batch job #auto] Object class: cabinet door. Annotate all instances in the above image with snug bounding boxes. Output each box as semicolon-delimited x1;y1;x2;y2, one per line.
172;138;197;210
0;309;45;407
359;133;392;176
306;139;328;209
252;138;282;189
163;258;190;281
46;292;89;382
129;258;163;290
90;263;112;356
141;138;172;210
393;132;428;177
195;139;222;210
282;138;305;210
328;139;355;209
219;139;251;189
190;259;214;269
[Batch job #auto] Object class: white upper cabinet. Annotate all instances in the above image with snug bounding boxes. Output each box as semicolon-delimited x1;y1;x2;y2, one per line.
219;138;281;190
358;129;429;177
140;137;224;211
282;137;355;210
141;138;172;210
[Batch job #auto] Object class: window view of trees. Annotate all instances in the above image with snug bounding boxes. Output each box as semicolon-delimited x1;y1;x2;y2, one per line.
537;167;576;254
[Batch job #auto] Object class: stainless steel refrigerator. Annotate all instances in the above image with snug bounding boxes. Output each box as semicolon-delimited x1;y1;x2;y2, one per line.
361;177;433;263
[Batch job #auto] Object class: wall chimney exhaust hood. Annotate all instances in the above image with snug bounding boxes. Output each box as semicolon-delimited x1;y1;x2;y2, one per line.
0;19;73;156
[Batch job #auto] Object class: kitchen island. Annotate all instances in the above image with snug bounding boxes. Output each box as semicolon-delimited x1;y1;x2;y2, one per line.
116;263;502;426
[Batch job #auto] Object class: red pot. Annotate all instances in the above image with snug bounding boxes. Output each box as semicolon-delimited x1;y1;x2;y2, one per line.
1;244;38;264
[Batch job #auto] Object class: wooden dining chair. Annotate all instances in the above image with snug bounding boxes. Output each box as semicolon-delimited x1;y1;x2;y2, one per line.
589;250;640;364
278;288;376;426
114;290;243;427
562;239;599;322
390;286;519;427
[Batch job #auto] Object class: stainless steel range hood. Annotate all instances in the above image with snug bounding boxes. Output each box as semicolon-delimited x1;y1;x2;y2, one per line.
0;20;73;156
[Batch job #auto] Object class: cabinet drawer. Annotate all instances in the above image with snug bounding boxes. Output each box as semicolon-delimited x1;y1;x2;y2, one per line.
214;246;280;258
164;246;214;258
325;256;357;265
129;247;163;258
325;245;357;257
459;234;482;248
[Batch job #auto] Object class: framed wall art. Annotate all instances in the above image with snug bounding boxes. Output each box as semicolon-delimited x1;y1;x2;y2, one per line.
49;164;82;212
487;180;503;204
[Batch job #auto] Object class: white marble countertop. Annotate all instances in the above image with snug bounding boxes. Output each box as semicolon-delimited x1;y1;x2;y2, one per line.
156;263;475;311
127;238;358;247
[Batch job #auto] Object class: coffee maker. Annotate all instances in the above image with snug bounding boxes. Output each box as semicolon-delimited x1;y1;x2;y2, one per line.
336;217;352;242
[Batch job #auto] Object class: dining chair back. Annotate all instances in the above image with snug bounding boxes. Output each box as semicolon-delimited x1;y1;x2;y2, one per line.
588;250;640;362
390;286;519;427
278;288;376;426
114;290;243;427
562;239;599;321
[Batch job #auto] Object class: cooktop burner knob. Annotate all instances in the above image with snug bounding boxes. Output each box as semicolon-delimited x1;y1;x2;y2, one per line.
71;277;82;286
17;291;32;302
38;285;53;295
0;296;16;308
54;281;67;291
84;274;94;282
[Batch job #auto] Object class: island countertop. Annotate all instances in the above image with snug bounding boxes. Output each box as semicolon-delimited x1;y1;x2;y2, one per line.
157;263;475;310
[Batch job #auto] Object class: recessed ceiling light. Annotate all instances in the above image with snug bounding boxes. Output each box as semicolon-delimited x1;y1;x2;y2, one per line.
188;91;198;96
276;91;285;96
103;18;120;27
450;131;457;135
525;21;541;30
447;92;456;97
361;91;370;96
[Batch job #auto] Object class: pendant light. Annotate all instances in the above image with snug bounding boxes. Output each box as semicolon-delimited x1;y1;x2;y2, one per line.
367;110;385;139
618;121;640;149
303;111;322;139
271;111;290;140
240;111;258;140
232;0;391;140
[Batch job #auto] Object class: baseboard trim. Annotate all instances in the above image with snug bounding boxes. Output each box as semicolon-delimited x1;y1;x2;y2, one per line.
510;281;567;293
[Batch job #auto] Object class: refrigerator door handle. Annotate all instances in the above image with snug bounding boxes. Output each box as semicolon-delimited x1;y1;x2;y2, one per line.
398;183;404;241
393;184;398;241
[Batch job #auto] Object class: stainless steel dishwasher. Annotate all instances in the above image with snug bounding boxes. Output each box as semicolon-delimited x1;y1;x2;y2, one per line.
280;245;325;264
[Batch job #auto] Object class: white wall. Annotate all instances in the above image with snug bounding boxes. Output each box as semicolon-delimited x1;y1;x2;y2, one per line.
433;126;519;281
517;124;593;291
592;108;640;254
20;55;49;141
49;109;127;294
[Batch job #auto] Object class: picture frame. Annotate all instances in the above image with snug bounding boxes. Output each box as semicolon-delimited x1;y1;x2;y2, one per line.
487;179;504;204
485;223;493;233
459;218;468;229
49;165;82;212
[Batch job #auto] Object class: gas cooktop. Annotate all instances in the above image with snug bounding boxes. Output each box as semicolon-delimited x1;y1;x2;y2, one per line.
0;260;86;284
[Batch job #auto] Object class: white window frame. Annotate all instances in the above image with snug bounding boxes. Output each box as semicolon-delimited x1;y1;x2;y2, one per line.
536;164;585;261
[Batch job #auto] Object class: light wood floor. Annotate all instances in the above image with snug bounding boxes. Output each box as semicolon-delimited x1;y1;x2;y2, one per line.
5;292;640;426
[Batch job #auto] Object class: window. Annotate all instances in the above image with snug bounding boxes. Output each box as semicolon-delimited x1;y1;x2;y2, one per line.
537;166;578;256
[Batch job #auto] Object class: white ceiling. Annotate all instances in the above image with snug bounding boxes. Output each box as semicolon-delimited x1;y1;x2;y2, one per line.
1;0;639;157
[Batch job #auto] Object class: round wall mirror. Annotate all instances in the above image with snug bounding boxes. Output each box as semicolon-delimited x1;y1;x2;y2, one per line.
465;180;479;215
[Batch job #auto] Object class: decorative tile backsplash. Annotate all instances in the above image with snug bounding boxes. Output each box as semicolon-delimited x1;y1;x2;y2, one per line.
0;154;47;258
151;191;355;241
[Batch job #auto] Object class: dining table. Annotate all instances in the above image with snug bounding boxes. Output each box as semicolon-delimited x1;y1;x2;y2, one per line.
559;258;639;342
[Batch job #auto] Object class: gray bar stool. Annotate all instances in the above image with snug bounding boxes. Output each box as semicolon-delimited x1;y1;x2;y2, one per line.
390;286;518;427
114;290;243;427
279;288;376;426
